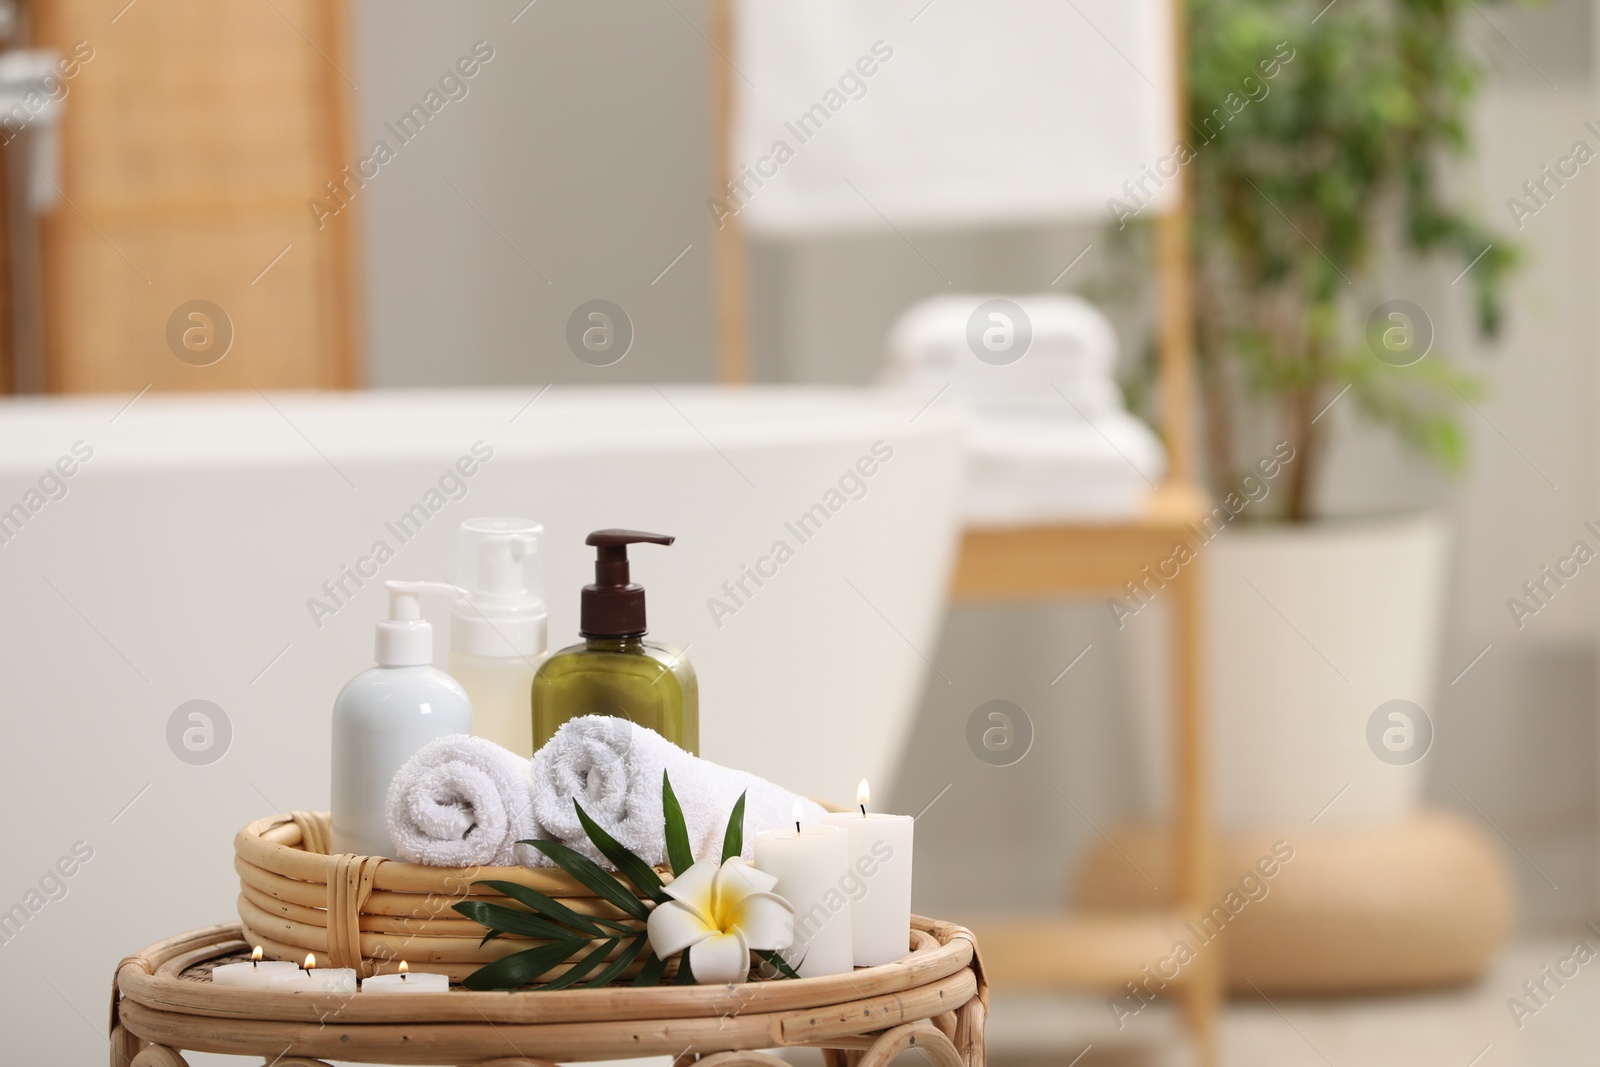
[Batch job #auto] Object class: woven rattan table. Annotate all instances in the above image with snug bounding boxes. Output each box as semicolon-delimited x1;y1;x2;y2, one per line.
110;919;986;1067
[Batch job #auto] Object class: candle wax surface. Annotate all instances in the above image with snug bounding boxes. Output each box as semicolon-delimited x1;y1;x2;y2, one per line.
361;970;450;993
211;959;300;989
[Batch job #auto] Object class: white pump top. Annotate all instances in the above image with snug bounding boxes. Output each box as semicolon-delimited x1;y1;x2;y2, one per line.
377;580;464;667
451;517;547;659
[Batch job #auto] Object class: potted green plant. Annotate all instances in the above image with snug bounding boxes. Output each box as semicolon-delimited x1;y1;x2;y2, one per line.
1125;0;1519;826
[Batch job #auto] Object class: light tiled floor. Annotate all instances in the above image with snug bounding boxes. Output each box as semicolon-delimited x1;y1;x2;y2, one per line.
987;932;1600;1067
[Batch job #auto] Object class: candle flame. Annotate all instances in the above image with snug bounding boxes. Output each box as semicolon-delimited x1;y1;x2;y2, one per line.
857;778;871;814
250;946;264;963
398;961;410;975
302;953;316;971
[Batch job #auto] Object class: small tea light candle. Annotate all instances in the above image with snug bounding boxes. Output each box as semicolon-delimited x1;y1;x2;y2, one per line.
822;779;914;967
753;801;854;977
212;946;300;989
361;960;448;993
271;954;358;994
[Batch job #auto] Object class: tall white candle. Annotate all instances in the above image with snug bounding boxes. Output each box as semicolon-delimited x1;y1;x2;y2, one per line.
822;779;914;967
212;946;300;989
753;805;854;977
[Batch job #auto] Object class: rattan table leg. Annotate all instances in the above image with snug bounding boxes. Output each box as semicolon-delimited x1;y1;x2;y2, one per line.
694;1052;794;1067
858;1021;964;1067
953;995;986;1067
110;1023;142;1067
129;1047;189;1067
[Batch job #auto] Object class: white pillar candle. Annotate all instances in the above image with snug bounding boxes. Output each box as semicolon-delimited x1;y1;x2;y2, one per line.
361;962;448;993
212;947;301;989
270;955;359;994
753;808;854;978
821;780;914;967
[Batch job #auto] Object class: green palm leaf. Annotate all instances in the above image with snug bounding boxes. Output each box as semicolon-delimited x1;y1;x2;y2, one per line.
523;839;652;921
541;938;619;991
630;950;669;987
584;932;651;989
720;790;748;864
574;800;668;903
662;771;695;876
461;939;584;990
474;878;625;936
452;900;582;942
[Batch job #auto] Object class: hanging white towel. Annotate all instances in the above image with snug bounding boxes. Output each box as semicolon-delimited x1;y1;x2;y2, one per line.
732;0;1176;234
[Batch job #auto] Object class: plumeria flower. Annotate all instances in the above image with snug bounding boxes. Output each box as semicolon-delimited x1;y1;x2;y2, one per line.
646;857;795;984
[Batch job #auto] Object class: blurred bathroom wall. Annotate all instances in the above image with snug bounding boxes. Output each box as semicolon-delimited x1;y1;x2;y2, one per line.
354;0;715;385
353;0;1600;927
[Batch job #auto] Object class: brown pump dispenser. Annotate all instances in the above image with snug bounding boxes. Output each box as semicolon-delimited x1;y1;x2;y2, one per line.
533;527;697;752
580;529;674;637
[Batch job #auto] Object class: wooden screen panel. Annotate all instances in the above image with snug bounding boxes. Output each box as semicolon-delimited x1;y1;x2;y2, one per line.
33;0;357;392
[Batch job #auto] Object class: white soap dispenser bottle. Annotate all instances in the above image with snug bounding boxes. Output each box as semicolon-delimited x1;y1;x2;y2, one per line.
330;580;474;858
449;517;546;758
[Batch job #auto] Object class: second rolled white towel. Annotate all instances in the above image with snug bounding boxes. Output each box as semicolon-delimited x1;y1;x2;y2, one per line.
386;734;541;868
530;715;826;867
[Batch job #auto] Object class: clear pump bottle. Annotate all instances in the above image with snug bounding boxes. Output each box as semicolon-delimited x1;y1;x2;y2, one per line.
449;517;547;758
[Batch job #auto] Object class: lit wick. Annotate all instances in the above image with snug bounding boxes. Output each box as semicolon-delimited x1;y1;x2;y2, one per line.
302;953;316;972
250;945;264;970
857;778;871;818
399;960;409;982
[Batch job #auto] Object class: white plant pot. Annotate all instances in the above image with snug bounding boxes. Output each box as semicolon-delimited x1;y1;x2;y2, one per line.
1128;515;1448;829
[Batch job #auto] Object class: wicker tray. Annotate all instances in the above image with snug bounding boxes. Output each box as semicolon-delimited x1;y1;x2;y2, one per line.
111;919;986;1066
236;811;665;980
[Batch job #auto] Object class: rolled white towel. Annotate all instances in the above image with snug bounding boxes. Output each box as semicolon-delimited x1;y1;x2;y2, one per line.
531;715;826;867
386;734;540;868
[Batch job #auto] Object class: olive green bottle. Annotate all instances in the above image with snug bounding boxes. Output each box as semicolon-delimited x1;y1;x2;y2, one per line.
532;530;699;753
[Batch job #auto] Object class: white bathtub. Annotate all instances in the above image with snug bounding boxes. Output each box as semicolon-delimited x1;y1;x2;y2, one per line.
0;386;964;1059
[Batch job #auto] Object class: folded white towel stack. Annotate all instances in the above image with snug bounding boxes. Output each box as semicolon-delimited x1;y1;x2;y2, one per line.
386;734;539;868
530;716;826;868
885;293;1167;524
